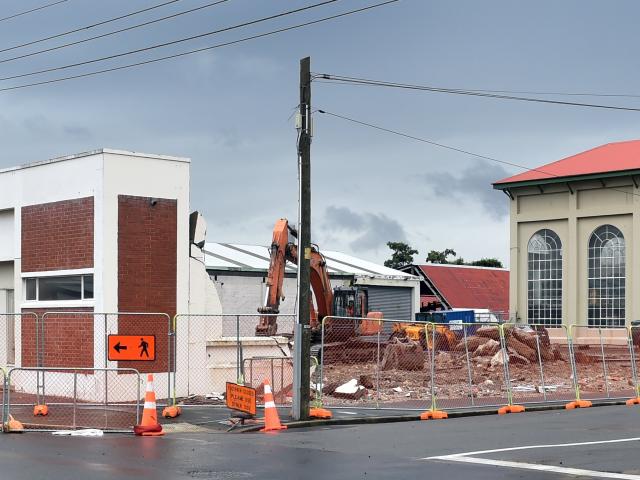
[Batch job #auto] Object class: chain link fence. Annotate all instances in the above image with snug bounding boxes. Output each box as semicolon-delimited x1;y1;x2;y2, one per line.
502;323;575;404
319;316;431;410
173;314;294;407
5;367;140;432
569;325;635;401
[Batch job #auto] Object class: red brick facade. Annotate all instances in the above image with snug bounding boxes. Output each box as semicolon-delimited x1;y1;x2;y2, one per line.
117;195;177;372
20;197;95;367
21;308;94;368
21;197;94;273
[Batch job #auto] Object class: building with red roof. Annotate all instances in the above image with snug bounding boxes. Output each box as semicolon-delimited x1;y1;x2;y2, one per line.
401;264;509;316
493;141;640;327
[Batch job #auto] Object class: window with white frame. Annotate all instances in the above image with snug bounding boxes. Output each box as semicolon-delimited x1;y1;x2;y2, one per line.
588;225;625;327
24;275;93;302
527;229;562;326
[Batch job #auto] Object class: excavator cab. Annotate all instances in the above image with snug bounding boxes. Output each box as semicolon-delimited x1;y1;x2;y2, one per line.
333;287;368;318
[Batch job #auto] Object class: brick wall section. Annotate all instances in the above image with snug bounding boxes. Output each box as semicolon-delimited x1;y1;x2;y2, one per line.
118;195;177;373
20;308;94;368
21;197;94;272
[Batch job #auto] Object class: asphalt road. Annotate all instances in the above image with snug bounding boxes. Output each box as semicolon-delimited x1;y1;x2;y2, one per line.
1;405;639;479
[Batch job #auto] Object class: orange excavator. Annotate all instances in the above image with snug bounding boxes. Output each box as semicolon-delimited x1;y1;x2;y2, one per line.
255;218;382;338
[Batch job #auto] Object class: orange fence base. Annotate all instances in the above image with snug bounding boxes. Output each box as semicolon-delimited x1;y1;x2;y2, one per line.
565;399;592;409
420;410;448;420
498;405;525;415
162;406;182;418
33;405;48;416
626;397;640;406
309;407;332;419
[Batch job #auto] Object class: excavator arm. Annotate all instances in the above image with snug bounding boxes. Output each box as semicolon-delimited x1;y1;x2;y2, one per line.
256;219;334;336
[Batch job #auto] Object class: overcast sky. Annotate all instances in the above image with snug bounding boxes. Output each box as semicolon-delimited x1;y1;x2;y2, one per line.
2;1;640;268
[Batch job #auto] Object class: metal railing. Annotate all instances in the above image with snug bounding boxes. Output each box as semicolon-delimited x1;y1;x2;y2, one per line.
4;367;141;432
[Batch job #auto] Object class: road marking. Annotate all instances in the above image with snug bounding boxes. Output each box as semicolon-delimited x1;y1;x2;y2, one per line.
424;436;640;459
338;411;357;415
430;456;640;480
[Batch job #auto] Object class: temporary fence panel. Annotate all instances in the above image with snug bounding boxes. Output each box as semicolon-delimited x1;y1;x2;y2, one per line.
427;322;507;410
502;324;574;405
320;316;430;410
103;313;173;406
630;325;640;399
0;366;6;427
243;356;294;406
173;314;295;405
5;367;141;432
570;325;634;401
0;313;38;368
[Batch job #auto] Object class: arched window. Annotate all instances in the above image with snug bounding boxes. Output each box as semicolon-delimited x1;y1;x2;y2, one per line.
588;225;625;327
528;229;562;325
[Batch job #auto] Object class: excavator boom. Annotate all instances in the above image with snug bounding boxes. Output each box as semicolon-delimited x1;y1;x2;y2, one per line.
256;219;334;336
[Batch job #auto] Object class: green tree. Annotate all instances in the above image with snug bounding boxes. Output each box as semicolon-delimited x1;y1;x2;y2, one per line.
426;248;457;264
469;257;504;268
384;241;418;269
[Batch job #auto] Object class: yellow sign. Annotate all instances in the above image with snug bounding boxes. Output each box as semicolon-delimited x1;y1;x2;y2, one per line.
226;382;257;415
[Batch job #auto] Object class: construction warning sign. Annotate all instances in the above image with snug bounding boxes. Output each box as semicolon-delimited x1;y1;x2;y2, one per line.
108;335;156;361
226;382;257;415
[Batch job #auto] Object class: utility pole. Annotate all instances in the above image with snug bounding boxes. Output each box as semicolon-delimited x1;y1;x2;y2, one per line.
293;56;311;420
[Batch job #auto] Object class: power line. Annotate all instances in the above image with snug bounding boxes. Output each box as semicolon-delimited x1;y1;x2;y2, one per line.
0;0;68;23
316;109;640;199
314;80;640;99
0;0;229;64
0;0;344;81
314;74;640;112
0;0;184;54
0;0;399;93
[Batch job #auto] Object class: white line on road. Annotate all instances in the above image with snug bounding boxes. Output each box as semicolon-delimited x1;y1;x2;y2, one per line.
424;436;640;459
337;411;357;415
429;455;640;480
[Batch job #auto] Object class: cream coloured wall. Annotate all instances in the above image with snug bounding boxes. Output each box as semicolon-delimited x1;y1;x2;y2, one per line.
509;178;639;326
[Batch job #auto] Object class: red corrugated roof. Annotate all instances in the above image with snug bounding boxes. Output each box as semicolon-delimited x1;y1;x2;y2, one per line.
419;264;509;312
494;140;640;185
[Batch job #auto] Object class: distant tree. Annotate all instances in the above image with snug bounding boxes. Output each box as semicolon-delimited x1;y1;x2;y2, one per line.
425;248;503;268
426;248;457;264
469;257;504;268
384;241;418;269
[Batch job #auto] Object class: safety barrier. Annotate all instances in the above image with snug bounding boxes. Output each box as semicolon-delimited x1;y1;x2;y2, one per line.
39;312;173;406
427;322;508;411
319;316;431;410
0;313;38;368
502;323;575;405
243;356;294;406
172;314;295;406
4;367;141;432
570;325;635;401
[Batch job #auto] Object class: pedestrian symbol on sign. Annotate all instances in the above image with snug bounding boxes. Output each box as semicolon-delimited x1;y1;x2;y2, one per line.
139;338;150;358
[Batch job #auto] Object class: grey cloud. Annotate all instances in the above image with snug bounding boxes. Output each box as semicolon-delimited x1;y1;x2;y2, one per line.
422;161;511;220
323;206;406;252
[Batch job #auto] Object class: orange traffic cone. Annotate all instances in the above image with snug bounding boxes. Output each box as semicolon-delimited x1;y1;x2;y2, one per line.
134;374;164;437
260;379;287;432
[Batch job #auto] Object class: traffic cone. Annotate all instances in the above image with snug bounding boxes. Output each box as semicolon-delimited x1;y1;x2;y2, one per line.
134;374;164;437
260;379;287;432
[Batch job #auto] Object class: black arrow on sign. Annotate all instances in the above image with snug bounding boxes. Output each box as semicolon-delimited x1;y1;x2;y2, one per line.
114;342;128;353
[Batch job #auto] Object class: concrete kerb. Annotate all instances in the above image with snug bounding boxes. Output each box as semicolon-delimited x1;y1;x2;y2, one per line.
235;398;632;433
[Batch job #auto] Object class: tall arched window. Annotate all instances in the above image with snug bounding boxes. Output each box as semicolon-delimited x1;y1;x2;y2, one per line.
588;225;625;327
528;229;562;325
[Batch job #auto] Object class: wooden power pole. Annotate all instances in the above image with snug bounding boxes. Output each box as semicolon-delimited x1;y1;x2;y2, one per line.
293;56;312;420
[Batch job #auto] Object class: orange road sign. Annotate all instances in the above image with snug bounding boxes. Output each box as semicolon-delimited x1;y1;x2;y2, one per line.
108;335;156;361
226;382;257;415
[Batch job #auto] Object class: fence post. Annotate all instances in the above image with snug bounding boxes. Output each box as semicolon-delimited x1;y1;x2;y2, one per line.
462;324;475;407
566;324;592;409
598;328;610;399
626;326;640;405
375;319;381;408
534;331;547;402
497;324;525;414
